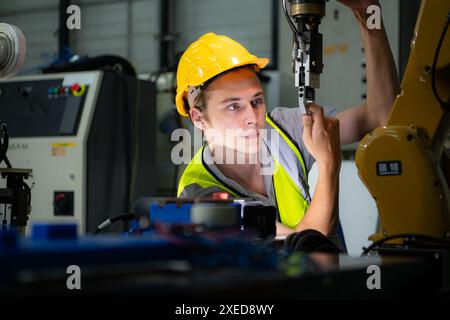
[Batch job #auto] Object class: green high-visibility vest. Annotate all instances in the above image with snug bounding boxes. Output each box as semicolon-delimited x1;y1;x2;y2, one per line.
177;114;310;228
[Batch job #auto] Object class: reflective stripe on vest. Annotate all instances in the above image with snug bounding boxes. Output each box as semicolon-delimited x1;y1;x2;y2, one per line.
177;113;310;228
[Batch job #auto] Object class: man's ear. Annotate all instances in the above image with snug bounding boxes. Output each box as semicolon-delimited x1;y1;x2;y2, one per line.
190;107;206;130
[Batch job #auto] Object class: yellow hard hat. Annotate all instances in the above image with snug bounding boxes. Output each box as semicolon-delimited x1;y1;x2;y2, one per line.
175;33;269;117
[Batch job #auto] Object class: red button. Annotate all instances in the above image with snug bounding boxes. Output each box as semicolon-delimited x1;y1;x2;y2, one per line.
55;193;66;202
71;84;80;92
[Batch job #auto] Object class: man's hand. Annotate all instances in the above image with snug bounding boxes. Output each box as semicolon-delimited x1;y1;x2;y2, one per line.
302;104;341;172
280;104;342;236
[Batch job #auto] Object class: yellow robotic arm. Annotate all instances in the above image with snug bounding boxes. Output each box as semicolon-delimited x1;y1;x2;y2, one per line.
356;0;450;243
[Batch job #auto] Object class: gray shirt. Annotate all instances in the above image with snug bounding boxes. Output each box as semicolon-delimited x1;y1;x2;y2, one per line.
179;106;338;211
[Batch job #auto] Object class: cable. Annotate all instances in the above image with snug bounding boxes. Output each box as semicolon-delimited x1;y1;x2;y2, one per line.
93;212;137;234
117;73;133;213
172;161;179;195
282;0;299;35
361;233;450;256
21;180;31;205
431;10;450;112
152;69;183;195
0;122;12;168
123;77;132;212
128;76;141;211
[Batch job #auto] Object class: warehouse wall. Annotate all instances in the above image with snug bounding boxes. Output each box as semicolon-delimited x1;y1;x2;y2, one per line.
0;0;275;74
0;0;161;73
173;0;274;68
72;0;160;73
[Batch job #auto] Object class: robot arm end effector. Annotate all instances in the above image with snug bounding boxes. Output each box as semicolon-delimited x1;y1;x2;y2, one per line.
283;0;326;114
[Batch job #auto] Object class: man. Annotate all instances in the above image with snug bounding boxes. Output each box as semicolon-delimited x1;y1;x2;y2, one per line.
175;0;400;237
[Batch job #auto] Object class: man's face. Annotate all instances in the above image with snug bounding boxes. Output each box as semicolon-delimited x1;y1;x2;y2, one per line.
193;68;267;157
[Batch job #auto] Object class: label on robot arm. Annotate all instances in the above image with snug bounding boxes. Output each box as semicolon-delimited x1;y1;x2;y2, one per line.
376;161;402;176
